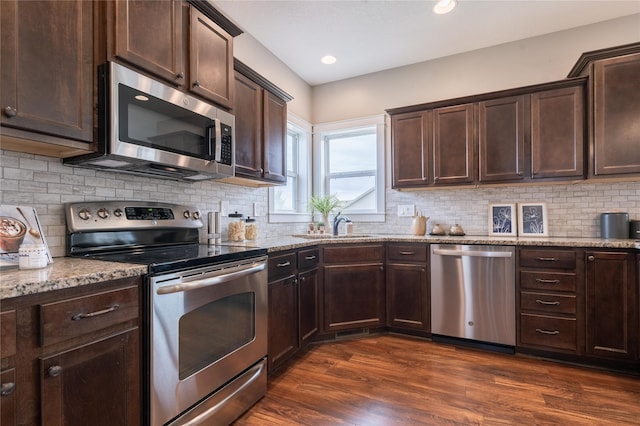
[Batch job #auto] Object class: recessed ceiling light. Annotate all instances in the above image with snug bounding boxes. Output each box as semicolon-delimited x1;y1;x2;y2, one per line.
433;0;457;15
321;55;337;65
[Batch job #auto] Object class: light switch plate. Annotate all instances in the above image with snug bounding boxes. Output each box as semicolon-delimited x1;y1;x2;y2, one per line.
397;204;416;217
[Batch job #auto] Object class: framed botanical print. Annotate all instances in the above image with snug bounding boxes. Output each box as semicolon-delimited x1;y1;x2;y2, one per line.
518;202;548;237
488;203;517;236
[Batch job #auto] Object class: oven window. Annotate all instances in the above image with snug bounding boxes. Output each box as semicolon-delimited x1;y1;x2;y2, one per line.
118;84;213;159
178;292;255;380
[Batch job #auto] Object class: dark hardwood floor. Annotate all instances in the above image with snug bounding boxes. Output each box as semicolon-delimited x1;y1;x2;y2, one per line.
234;334;640;425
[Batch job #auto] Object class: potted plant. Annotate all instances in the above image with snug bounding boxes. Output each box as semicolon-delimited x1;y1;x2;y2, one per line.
309;194;343;229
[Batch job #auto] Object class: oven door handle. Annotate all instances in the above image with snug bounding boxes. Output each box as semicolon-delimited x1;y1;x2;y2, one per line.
156;262;266;295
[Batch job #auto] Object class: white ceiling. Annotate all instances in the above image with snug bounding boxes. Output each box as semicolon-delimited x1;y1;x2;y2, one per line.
212;0;640;86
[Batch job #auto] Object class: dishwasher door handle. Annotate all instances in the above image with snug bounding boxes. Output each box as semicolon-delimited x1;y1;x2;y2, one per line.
432;249;513;258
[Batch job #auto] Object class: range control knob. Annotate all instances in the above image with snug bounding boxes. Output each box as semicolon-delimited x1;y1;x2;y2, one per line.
183;210;191;219
192;211;201;220
78;208;91;220
113;208;123;218
97;208;110;219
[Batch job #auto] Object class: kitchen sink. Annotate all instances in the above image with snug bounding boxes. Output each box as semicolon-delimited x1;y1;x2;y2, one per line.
293;234;374;239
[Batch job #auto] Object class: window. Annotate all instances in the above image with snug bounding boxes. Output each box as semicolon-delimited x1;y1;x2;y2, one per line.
269;114;311;222
313;115;385;222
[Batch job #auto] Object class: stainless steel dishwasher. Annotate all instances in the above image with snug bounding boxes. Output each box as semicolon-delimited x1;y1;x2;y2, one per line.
430;244;516;351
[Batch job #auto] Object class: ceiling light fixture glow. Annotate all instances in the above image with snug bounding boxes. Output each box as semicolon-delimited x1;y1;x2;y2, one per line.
433;0;457;15
321;55;337;65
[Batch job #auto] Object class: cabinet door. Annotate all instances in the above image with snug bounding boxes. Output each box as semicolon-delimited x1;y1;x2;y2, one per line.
478;96;526;183
0;368;16;426
387;263;429;332
298;268;319;348
593;53;640;176
0;0;93;142
113;0;184;85
234;73;264;179
323;263;385;332
432;104;475;185
189;7;233;109
391;111;430;188
40;328;140;426
585;251;637;360
531;86;585;179
268;275;298;372
263;91;288;184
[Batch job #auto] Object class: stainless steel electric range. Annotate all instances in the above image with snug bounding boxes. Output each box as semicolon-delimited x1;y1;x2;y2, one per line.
66;201;268;426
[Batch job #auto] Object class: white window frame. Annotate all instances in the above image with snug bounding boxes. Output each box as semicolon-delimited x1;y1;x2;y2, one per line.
268;113;312;223
313;115;386;222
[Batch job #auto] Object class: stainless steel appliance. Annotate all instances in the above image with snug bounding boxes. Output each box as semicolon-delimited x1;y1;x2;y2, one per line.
65;201;267;425
65;62;235;182
430;244;515;352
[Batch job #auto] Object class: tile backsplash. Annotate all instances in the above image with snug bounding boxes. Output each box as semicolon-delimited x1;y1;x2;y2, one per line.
2;150;639;257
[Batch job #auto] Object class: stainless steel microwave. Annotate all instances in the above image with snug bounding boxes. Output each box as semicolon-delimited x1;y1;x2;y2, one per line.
65;62;234;181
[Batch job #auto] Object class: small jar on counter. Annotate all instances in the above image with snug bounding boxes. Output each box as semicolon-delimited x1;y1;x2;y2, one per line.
19;244;48;269
227;212;245;241
245;217;258;240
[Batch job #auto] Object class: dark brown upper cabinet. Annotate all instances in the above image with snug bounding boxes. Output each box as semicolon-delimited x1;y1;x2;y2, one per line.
568;43;640;177
432;104;475;186
0;0;95;153
108;0;238;109
391;111;430;187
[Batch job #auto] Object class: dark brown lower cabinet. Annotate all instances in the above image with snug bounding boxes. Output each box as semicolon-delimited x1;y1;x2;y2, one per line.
0;368;17;426
585;251;637;361
386;244;429;334
298;248;319;348
322;244;385;333
40;329;140;426
267;251;298;372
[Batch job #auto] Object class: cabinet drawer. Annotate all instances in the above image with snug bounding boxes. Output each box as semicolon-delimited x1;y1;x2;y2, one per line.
323;244;384;264
387;244;428;262
268;252;297;281
298;248;319;271
40;286;139;347
519;249;576;270
520;292;576;315
520;271;576;292
1;310;16;358
520;313;577;351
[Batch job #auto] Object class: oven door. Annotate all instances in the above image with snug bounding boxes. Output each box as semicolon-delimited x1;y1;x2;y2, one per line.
148;256;267;426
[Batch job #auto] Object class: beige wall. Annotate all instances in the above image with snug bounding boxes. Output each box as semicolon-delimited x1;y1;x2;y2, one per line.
311;14;640;123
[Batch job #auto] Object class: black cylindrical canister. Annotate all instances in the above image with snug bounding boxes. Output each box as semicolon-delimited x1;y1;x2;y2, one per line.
600;212;629;239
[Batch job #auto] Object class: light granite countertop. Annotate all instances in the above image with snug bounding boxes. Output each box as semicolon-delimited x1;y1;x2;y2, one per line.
1;235;638;300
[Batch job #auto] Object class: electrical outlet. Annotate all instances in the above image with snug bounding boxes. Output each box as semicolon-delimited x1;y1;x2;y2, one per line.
397;204;416;217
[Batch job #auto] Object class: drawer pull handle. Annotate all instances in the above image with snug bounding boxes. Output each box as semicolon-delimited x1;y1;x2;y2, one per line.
1;382;16;396
535;299;560;306
535;278;560;284
277;261;291;268
48;365;63;377
399;251;416;255
305;255;317;260
536;257;557;262
71;304;120;321
535;328;560;335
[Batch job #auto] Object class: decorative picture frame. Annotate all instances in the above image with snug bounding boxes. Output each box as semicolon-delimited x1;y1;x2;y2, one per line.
518;202;548;237
488;203;517;236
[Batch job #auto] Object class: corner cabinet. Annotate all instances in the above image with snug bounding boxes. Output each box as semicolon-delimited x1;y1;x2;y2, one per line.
569;43;640;177
107;0;236;109
0;0;95;155
321;244;386;333
232;60;292;185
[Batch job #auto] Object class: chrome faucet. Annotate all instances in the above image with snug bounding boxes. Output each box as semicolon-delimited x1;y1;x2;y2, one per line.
332;211;351;236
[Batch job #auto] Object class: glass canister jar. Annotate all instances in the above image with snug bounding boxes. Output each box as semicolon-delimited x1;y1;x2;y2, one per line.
245;217;258;240
227;212;245;241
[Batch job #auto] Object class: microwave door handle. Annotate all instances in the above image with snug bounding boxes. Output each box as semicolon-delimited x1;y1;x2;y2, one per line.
214;118;222;163
205;124;214;160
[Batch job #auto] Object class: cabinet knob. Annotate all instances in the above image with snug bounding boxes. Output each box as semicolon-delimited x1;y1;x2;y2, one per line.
257;168;264;174
517;171;523;176
176;72;184;80
588;255;595;261
4;106;17;118
48;365;63;377
193;81;201;88
1;382;16;396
